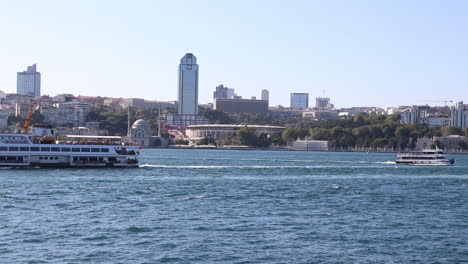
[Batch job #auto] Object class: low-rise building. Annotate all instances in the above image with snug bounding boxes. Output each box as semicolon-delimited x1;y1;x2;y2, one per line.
214;98;268;114
302;110;338;120
434;135;467;150
122;98;177;110
0;111;8;128
186;124;285;141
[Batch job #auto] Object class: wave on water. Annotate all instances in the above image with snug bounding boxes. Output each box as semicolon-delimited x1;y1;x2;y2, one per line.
376;161;396;165
139;164;396;169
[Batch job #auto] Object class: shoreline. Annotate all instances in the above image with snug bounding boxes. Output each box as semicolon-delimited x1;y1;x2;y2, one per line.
143;146;468;155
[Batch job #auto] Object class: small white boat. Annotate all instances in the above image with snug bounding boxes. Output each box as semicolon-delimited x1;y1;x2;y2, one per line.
395;148;454;165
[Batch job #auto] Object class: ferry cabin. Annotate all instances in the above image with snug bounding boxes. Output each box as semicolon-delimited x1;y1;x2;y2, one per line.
0;134;139;168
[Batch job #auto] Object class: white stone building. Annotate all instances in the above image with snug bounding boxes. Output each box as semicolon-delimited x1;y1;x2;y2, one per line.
292;139;329;151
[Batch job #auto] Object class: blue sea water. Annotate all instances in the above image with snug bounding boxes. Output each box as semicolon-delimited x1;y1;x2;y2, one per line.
0;149;467;263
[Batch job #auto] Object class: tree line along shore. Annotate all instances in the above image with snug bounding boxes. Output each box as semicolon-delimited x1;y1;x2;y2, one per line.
6;108;468;152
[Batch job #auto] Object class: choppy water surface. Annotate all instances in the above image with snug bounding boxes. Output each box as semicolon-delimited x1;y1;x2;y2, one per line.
1;150;467;263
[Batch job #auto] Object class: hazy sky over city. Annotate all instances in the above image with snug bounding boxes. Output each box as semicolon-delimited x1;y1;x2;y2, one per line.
0;0;467;108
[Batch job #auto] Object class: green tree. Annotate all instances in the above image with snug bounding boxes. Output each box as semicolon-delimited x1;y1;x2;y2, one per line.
441;126;464;136
237;128;258;146
458;141;468;150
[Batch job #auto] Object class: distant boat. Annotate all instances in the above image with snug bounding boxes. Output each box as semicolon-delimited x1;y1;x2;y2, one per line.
395;148;454;165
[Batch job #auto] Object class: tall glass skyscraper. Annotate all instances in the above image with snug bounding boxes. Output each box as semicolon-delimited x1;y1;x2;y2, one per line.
178;53;199;115
17;64;41;97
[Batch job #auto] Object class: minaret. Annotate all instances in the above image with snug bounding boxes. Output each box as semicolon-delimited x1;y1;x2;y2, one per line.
127;106;132;137
157;107;161;137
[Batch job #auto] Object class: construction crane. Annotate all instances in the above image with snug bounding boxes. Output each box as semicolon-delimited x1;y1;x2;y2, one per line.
417;100;453;106
21;102;37;134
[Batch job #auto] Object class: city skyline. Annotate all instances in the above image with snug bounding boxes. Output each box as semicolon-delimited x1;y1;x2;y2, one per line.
0;1;467;108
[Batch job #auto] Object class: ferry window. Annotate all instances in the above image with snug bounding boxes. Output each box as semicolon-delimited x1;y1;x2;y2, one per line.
41;147;51;152
81;148;90;152
18;156;23;161
55;157;59;160
98;157;104;161
0;147;8;151
73;157;78;161
108;157;117;162
72;148;80;152
39;157;43;160
61;148;71;152
100;148;109;152
51;147;60;152
20;147;29;151
9;147;18;151
31;147;40;151
91;148;100;152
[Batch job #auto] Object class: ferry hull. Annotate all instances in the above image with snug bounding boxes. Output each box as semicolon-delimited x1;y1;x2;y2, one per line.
0;163;139;168
395;159;455;165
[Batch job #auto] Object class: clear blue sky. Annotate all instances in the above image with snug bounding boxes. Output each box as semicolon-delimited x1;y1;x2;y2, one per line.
0;0;467;108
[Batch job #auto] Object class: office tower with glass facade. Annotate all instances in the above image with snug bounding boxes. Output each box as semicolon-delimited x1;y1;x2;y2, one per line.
178;53;199;115
17;64;41;97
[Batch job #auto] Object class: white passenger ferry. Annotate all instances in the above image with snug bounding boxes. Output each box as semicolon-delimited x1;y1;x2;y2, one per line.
0;125;140;168
395;149;454;165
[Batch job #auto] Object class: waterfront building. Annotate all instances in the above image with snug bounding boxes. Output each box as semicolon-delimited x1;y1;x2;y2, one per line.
178;53;199;115
316;97;330;109
261;89;269;101
449;101;468;128
214;98;268;114
17;64;41;97
129;119;152;147
290;93;309;109
415;137;434;151
186;124;285;141
434;135;468;150
292;138;329;151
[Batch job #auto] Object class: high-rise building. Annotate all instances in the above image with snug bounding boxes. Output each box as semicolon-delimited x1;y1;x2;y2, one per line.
316;97;330;109
178;53;199;115
17;64;41;97
261;89;269;101
213;84;229;99
450;101;468;128
227;88;236;99
290;93;309;109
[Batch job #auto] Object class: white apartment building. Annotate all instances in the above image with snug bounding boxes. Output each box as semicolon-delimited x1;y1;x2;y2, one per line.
450;101;468;128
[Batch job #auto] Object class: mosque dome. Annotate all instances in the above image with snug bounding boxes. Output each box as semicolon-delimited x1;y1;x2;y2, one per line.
132;119;149;128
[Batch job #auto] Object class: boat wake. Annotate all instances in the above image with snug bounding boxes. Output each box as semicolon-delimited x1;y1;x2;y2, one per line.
139;164;393;169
